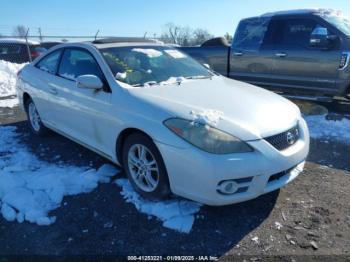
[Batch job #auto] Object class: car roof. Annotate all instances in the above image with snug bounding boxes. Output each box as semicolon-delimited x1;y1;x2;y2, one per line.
91;37;164;49
0;38;40;45
261;8;342;18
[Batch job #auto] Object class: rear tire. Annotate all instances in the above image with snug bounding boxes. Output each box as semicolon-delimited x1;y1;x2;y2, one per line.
122;133;171;200
25;98;50;136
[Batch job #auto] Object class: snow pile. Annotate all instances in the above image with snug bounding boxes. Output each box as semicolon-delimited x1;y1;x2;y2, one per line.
0;125;119;225
132;48;162;58
0;60;26;97
305;115;350;143
0;60;26;108
115;179;202;233
190;109;224;127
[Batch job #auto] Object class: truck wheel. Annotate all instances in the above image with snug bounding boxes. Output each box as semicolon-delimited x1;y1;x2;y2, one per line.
122;133;171;200
25;98;50;136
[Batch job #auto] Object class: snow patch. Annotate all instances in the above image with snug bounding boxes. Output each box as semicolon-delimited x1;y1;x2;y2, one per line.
305;115;350;143
116;72;127;80
0;97;18;108
0;60;26;98
164;49;187;59
190;109;224;127
115;179;202;233
0;60;26;108
160;76;187;86
132;48;163;58
0;125;119;225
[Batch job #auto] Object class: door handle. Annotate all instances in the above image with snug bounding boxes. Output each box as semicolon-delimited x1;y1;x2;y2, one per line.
275;53;287;58
48;87;58;95
233;52;243;56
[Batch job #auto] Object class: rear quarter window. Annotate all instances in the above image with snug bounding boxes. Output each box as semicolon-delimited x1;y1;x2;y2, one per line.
36;49;62;74
232;18;270;50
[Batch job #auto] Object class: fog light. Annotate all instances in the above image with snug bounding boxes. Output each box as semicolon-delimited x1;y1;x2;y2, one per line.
217;180;238;195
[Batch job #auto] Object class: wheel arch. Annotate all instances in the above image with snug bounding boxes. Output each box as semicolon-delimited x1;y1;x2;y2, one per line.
22;92;31;111
115;128;154;165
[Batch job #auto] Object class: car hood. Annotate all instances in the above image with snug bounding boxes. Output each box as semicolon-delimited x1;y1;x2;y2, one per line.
126;76;301;141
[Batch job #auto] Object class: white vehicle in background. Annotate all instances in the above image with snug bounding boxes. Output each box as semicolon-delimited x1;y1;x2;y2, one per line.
16;38;309;206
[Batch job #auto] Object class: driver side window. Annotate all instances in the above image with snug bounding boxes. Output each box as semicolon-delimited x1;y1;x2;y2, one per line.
263;18;322;49
58;49;104;81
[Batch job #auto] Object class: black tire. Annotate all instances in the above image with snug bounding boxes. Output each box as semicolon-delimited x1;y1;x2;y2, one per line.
25;98;50;136
122;133;171;200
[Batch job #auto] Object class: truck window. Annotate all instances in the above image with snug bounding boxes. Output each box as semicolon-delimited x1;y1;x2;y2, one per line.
232;18;270;51
263;18;319;49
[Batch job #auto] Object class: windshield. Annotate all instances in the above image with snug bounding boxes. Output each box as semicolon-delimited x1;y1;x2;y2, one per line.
100;46;212;87
323;15;350;36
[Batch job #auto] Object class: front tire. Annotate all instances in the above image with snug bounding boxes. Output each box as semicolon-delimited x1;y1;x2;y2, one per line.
25;98;50;136
122;133;171;200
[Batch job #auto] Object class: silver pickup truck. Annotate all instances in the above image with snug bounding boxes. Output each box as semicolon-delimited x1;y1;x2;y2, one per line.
180;9;350;102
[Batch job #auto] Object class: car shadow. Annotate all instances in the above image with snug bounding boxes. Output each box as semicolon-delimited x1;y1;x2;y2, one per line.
0;121;278;256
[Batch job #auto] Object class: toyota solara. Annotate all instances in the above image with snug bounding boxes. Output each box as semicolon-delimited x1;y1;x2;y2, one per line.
16;38;309;206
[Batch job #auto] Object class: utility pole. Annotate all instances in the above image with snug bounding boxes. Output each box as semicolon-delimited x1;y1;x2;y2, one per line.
38;27;43;42
25;28;32;62
94;30;100;41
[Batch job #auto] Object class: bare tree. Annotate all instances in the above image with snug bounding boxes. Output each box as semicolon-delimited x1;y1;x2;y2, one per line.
160;23;213;46
161;23;185;44
13;25;28;38
192;28;213;46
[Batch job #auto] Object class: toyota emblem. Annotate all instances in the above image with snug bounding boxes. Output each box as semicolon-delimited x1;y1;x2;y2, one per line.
286;132;296;145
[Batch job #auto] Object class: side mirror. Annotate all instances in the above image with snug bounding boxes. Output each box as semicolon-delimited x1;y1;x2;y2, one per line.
310;27;337;49
76;75;103;90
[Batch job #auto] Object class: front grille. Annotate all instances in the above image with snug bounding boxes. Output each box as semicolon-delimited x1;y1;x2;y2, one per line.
265;125;300;151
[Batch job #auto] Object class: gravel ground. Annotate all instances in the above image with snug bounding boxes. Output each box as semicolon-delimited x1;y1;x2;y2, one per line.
0;103;349;260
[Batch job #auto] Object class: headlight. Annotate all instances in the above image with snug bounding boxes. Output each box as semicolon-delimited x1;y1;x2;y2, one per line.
164;118;253;154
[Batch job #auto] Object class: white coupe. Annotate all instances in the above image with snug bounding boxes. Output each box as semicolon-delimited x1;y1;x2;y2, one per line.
16;38;309;205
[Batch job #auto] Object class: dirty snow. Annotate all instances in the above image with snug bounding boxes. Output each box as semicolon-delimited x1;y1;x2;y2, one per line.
115;179;202;233
132;48;163;58
0;60;26;107
305;115;350;144
0;125;201;233
190;109;224;127
0;125;119;225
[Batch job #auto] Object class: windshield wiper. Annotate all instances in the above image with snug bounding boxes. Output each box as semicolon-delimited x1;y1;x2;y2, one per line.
185;75;212;80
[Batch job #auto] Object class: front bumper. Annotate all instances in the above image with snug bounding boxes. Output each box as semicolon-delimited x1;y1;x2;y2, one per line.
156;118;309;206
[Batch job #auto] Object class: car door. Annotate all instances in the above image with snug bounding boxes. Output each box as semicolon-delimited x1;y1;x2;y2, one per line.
261;17;341;94
53;47;114;157
30;48;64;123
230;17;275;86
